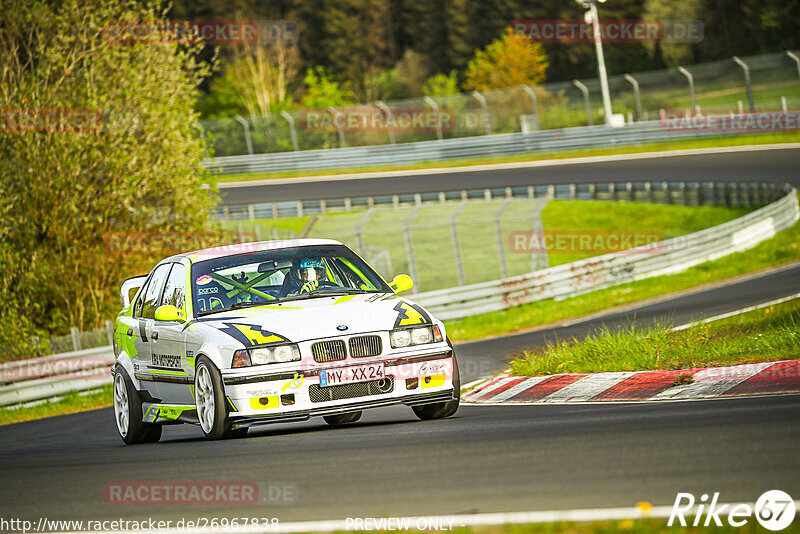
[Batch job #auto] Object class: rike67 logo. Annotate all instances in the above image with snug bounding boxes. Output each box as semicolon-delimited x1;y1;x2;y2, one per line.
669;490;796;531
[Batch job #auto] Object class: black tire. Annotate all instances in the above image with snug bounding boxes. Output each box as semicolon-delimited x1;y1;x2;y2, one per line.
195;356;238;440
412;344;460;421
323;411;362;427
113;365;162;445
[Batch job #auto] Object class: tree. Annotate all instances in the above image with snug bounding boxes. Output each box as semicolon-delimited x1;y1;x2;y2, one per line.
423;71;460;97
300;67;355;109
223;31;301;117
0;0;217;345
463;29;549;91
643;0;702;66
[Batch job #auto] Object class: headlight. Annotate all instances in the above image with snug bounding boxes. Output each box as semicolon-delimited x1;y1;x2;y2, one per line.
411;327;432;344
390;329;412;348
390;325;443;348
233;344;300;367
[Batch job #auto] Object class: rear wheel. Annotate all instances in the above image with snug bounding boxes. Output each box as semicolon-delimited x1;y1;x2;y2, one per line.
113;366;162;445
412;348;460;421
195;357;239;440
323;411;362;427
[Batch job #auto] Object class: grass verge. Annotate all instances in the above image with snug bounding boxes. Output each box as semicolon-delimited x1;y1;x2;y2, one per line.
216;131;800;183
0;384;111;426
445;199;800;342
510;295;800;376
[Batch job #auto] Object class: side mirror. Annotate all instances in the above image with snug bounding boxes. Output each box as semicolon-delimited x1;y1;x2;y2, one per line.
120;275;147;309
389;274;414;293
154;304;186;322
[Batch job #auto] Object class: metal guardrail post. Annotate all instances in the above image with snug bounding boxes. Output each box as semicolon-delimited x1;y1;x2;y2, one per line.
732;56;756;113
423;97;443;141
234;115;254;155
375;101;396;144
354;208;376;254
623;74;643;121
677;66;697;114
787;50;800;80
280;111;299;152
573;80;592;126
105;320;114;348
70;327;80;352
471;91;492;135
450;202;468;286
327;107;347;148
521;85;541;131
494;200;512;279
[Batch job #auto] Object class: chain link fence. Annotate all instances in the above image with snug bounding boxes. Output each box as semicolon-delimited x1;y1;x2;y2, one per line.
200;52;800;158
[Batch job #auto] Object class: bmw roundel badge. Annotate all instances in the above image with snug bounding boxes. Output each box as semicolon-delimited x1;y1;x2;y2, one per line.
337;325;348;331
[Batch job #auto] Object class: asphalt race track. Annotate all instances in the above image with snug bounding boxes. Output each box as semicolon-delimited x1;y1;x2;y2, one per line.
219;146;800;205
1;265;799;527
1;147;799;528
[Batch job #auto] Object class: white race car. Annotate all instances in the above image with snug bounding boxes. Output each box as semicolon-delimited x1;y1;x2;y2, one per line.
112;239;459;444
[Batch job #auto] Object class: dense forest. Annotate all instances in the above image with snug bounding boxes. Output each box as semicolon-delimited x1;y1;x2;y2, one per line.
169;0;800;118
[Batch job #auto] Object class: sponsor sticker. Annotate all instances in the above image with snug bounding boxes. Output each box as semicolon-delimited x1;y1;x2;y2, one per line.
195;275;213;286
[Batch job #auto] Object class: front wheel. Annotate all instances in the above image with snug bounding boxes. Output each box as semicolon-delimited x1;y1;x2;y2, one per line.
113;366;162;445
412;350;460;421
195;357;238;440
323;411;362;427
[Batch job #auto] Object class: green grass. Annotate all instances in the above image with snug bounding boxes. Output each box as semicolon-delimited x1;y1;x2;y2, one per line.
215;130;800;183
446;200;800;341
0;384;111;425
510;297;800;376
541;200;749;266
303;198;747;293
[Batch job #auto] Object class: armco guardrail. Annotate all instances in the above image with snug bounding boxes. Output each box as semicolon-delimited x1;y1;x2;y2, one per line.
0;346;113;406
413;185;799;320
204;119;746;175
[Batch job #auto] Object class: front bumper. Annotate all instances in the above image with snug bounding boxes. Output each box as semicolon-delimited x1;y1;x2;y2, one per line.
221;346;456;425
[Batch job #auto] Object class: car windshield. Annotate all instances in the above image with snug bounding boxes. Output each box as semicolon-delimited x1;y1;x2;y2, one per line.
191;244;391;316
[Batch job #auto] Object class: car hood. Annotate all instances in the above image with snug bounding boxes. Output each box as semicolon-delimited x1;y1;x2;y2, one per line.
195;293;435;347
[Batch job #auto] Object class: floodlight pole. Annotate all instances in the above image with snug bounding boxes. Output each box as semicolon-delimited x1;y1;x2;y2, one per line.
576;0;613;125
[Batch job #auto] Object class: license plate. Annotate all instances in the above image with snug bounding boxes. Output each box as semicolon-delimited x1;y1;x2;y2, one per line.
319;363;384;387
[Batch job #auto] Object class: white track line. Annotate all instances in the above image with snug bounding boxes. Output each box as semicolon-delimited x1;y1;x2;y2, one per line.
56;501;800;533
672;291;800;331
217;142;800;188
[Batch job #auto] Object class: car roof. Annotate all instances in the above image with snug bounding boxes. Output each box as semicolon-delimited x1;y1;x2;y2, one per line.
173;238;344;263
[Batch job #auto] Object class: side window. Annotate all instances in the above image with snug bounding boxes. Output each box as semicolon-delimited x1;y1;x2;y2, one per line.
160;263;186;311
140;264;171;319
133;281;148;318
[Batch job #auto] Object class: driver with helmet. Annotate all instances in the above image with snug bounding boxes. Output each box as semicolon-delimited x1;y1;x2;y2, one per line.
287;258;328;295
